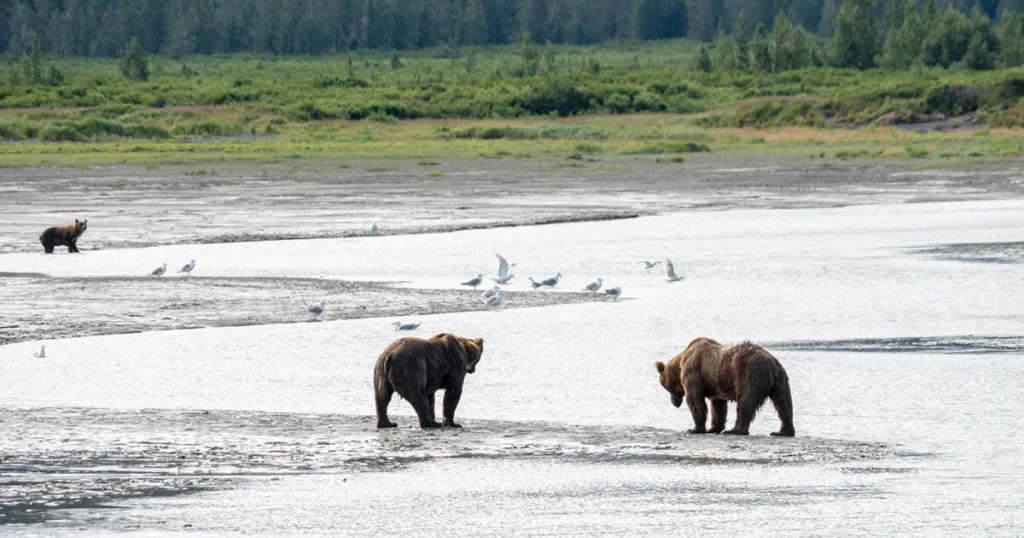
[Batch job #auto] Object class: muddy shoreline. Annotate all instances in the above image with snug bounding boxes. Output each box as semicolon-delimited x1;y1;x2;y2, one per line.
2;156;1022;254
0;274;605;345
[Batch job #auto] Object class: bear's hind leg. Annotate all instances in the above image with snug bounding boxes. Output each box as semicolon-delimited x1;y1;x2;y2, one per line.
723;391;764;435
769;381;795;437
409;390;442;428
375;382;398;428
708;399;728;434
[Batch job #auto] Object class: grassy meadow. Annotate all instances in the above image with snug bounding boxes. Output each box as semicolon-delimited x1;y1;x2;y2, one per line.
2;39;1024;166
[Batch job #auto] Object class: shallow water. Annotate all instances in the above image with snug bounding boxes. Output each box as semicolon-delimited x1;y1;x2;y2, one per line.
1;200;1023;535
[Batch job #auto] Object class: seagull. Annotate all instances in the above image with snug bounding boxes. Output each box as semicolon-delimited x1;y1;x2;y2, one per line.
150;263;167;277
665;259;685;282
461;273;483;290
604;287;622;300
179;259;196;278
33;345;46;358
482;286;501;299
306;300;326;321
540;272;562;287
485;290;504;308
371;221;378;235
641;260;662;272
583;278;604;292
494;254;515;284
392;321;421;331
528;277;544;289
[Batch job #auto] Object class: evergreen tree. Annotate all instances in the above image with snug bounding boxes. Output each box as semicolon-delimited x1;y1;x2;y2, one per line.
829;0;880;69
734;12;750;69
29;34;43;84
752;22;773;72
695;43;713;71
999;10;1024;67
119;36;149;81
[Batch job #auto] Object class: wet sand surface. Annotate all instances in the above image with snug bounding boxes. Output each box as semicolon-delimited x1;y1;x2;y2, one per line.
1;161;1023;536
0;275;601;345
2;156;1022;253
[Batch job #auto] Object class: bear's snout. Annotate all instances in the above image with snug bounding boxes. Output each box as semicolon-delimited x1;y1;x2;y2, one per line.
671;394;683;408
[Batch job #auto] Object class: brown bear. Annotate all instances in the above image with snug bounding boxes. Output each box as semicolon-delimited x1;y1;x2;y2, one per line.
655;337;795;437
374;332;484;429
40;219;88;253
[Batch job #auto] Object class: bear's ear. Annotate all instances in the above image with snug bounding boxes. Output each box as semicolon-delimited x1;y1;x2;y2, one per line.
655;361;666;374
474;338;483;348
74;219;80;224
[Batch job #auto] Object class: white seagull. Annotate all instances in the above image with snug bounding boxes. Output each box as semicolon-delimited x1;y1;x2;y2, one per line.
665;259;685;283
179;259;196;278
306;300;326;320
150;263;167;277
482;286;501;299
604;287;622;300
641;260;662;272
33;345;46;358
392;321;421;331
485;290;504;308
493;254;515;284
461;273;484;290
583;278;604;292
371;221;378;235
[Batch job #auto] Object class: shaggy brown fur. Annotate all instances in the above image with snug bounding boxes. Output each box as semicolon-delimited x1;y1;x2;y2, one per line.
374;332;484;429
40;219;88;254
655;337;795;437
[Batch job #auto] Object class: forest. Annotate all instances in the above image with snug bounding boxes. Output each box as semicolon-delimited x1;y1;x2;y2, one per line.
0;0;1021;57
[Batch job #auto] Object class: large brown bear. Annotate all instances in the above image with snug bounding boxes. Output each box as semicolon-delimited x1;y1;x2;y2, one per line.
40;219;88;253
655;337;795;437
374;332;484;429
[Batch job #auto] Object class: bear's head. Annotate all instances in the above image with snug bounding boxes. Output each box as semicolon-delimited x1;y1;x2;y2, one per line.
655;359;684;408
461;336;484;374
75;219;88;234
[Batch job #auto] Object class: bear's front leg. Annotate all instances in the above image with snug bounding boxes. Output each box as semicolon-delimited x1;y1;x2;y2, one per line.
685;391;708;434
442;385;463;428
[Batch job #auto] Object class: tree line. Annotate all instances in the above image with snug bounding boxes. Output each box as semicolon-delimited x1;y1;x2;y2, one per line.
2;0;1024;72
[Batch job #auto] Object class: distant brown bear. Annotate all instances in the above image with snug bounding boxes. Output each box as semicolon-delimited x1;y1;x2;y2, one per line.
655;337;795;437
40;219;88;253
374;332;484;429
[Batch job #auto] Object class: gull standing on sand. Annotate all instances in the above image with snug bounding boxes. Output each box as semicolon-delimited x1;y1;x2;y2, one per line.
528;277;543;289
306;300;326;321
540;272;562;288
33;345;46;358
493;254;516;284
179;259;196;278
150;263;167;277
583;278;604;292
461;274;484;290
482;286;501;299
641;260;662;273
371;221;378;235
392;321;421;331
604;287;622;300
665;259;685;283
485;290;504;308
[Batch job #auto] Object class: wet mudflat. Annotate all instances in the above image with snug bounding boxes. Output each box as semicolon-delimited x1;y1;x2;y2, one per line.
1;162;1023;536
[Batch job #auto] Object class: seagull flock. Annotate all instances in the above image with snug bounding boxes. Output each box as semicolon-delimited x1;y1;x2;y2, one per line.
150;260;196;278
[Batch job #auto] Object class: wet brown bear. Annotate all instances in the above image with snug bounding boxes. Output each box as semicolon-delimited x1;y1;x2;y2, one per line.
374;332;484;429
40;219;88;253
655;337;795;437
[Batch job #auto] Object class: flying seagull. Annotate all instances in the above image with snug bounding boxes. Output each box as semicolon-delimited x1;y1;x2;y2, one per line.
150;263;167;277
461;273;484;290
604;287;622;300
641;260;662;272
665;259;685;283
583;278;604;292
306;300;326;321
33;345;46;358
494;254;515;284
392;321;421;331
179;259;196;278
